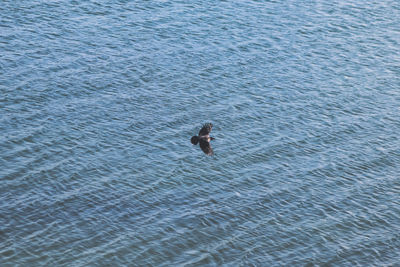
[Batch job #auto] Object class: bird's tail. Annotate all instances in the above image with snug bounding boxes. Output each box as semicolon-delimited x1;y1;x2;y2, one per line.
191;136;199;145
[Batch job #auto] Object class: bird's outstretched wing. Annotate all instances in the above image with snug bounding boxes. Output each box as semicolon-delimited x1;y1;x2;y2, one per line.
198;123;213;136
199;139;213;155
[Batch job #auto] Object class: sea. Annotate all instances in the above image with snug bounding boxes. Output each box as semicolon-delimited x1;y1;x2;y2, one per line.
1;0;400;266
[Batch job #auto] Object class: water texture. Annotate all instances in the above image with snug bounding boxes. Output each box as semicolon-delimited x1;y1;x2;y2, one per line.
1;0;400;266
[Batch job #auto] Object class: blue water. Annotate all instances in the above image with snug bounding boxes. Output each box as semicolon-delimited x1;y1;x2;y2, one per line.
1;0;400;266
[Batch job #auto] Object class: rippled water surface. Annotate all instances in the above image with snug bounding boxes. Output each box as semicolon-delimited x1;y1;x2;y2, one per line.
1;0;400;266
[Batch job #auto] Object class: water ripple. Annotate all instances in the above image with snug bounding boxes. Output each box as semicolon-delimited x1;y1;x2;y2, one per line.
1;0;400;266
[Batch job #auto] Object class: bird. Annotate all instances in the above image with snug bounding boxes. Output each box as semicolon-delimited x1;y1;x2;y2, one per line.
191;123;215;155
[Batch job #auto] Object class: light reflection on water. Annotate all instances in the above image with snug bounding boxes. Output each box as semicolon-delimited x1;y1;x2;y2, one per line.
1;0;400;266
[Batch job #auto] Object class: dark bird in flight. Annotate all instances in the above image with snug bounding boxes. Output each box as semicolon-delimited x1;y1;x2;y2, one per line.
191;123;215;155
